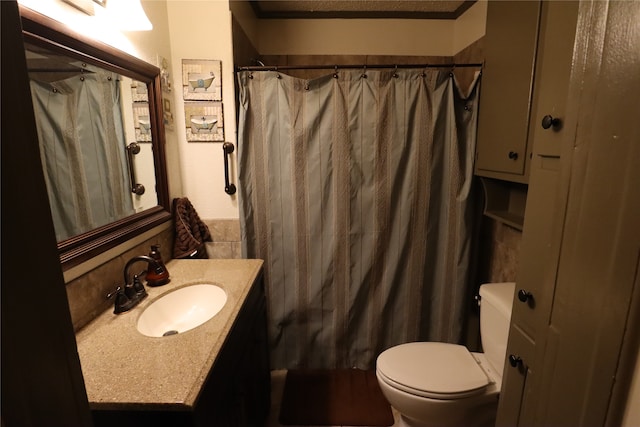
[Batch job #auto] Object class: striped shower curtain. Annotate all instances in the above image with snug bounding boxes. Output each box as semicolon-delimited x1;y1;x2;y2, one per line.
237;68;480;369
29;69;133;242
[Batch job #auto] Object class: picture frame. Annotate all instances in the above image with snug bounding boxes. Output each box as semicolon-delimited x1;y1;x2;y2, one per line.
184;101;224;142
132;102;152;142
130;79;148;103
182;59;222;101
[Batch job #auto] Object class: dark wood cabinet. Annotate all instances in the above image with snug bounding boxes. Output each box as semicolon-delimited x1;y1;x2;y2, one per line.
93;273;271;427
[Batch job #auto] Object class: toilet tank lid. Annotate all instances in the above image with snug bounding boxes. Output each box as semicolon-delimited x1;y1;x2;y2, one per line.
479;282;516;317
376;342;490;398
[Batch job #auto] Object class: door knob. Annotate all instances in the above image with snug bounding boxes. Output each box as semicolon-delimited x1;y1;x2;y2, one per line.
508;354;522;368
508;151;519;160
541;115;561;130
517;289;532;303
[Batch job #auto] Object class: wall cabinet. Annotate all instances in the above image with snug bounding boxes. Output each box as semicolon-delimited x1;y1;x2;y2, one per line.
475;1;542;183
92;274;271;427
477;0;580;230
477;0;577;178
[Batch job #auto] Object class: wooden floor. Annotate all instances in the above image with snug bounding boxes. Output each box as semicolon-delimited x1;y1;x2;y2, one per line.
266;370;401;427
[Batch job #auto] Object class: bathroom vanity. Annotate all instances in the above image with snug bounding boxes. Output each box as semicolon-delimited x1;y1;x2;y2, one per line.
75;259;270;427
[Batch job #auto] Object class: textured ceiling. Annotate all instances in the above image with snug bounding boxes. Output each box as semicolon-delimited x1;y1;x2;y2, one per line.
249;1;476;19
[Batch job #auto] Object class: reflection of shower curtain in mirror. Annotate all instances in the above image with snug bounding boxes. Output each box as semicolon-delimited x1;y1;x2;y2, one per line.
29;70;134;242
237;69;481;369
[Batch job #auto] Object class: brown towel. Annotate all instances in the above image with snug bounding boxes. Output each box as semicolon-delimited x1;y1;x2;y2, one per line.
172;197;212;259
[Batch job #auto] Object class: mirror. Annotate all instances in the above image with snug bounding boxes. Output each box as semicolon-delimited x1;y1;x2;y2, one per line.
20;6;171;270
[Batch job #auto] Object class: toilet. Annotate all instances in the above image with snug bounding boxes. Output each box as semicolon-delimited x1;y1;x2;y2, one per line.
376;282;515;427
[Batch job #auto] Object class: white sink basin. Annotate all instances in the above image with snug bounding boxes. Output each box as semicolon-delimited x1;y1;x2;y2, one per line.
137;283;227;337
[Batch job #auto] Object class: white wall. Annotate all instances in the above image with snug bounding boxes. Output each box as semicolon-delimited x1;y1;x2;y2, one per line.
19;0;139;56
166;0;239;219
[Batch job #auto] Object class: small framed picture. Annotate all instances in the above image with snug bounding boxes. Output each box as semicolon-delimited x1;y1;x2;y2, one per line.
132;102;152;142
130;80;148;103
163;98;174;131
184;101;224;142
182;59;222;101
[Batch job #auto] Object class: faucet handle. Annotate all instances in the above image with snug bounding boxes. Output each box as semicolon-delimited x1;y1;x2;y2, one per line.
107;286;134;314
107;286;123;299
132;274;148;298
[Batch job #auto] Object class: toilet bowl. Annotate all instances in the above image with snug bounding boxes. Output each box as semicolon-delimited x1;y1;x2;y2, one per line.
376;282;515;427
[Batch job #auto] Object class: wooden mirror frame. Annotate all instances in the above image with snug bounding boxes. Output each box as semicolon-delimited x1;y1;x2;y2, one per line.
20;6;171;271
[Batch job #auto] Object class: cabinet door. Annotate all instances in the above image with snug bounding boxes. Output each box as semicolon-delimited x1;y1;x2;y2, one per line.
496;325;536;427
513;1;580;340
529;1;580;158
511;156;560;339
475;1;541;180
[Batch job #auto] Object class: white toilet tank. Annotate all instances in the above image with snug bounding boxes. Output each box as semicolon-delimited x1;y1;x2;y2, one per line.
479;282;516;380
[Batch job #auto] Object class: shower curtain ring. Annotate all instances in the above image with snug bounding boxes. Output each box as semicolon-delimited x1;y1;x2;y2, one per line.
393;65;399;78
361;65;367;79
333;65;339;79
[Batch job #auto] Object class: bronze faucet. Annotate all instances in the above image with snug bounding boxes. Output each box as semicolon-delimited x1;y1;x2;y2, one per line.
108;255;169;314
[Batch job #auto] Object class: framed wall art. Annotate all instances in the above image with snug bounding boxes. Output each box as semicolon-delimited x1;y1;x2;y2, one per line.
130;79;148;102
184;101;224;142
132;102;152;142
182;59;222;101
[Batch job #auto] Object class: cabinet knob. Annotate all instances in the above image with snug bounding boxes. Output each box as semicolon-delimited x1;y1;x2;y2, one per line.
509;354;523;368
508;151;519;160
517;289;533;303
541;115;561;130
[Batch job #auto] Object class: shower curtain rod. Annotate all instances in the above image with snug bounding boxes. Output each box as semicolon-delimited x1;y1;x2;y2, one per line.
235;63;483;72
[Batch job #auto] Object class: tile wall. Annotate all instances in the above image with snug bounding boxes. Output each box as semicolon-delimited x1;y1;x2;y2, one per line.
478;218;522;284
203;219;242;259
65;227;174;331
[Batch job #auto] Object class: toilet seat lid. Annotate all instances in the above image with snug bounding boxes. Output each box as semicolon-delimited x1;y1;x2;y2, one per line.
376;342;490;399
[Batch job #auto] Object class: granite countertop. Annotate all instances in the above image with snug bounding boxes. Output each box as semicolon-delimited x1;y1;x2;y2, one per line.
75;258;263;411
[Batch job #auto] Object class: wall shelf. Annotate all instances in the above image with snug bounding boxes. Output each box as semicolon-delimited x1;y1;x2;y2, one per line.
479;177;527;230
